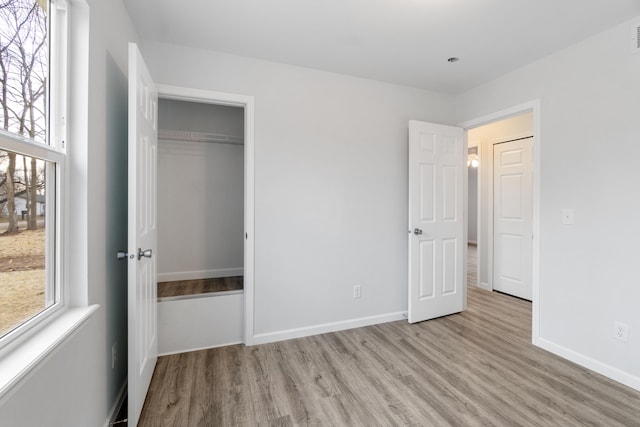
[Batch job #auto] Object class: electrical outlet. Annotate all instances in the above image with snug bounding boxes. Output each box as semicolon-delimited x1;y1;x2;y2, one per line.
353;285;361;299
614;321;629;342
112;342;118;369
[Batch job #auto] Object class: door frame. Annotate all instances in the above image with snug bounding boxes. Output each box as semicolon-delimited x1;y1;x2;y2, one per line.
458;99;541;343
156;84;256;345
467;139;480;289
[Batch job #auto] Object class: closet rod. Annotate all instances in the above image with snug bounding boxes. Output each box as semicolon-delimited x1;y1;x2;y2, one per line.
158;129;244;146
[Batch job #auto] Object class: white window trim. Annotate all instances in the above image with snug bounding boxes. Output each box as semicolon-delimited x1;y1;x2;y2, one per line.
0;0;67;351
0;134;65;346
0;0;97;402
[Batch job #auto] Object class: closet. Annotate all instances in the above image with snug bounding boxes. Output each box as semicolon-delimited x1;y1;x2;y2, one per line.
155;98;245;355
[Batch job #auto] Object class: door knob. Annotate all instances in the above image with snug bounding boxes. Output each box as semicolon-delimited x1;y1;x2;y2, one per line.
116;251;128;260
138;248;153;260
413;228;423;235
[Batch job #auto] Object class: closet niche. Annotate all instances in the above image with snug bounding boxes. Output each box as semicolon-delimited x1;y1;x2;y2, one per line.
156;98;245;355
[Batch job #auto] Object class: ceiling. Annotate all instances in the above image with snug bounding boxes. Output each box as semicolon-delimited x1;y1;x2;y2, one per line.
122;0;640;94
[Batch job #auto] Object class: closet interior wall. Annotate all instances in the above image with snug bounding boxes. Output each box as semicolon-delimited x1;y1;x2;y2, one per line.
156;99;245;285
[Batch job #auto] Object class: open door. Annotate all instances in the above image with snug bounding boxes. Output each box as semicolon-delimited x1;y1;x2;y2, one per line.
127;42;158;426
408;120;465;323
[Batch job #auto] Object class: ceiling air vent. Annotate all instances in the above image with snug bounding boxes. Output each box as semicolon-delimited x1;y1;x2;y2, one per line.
632;20;640;54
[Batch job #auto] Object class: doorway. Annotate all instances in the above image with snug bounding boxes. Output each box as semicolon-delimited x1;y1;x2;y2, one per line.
460;101;540;340
154;85;255;353
156;99;245;295
155;99;244;354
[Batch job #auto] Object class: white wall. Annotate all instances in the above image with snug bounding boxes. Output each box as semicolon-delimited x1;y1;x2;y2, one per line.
0;0;139;425
457;17;640;389
141;41;456;336
157;100;244;281
158;98;244;136
467;113;534;289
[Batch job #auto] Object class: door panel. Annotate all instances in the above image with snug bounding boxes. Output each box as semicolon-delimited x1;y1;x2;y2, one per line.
408;121;465;323
500;174;523;218
442;165;457;220
442;238;457;295
500;234;524;280
419;164;435;222
419;240;435;298
493;138;533;300
128;42;158;427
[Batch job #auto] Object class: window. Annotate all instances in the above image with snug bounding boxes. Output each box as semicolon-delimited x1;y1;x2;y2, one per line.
0;0;67;344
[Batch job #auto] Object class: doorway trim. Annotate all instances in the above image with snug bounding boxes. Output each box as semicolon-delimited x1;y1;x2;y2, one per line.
458;99;541;344
156;84;256;346
467;139;481;290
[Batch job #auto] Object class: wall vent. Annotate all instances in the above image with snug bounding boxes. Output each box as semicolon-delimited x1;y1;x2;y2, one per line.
632;20;640;54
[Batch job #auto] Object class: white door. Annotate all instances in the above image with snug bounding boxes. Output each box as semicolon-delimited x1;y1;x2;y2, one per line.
493;137;533;300
127;42;158;426
408;121;465;323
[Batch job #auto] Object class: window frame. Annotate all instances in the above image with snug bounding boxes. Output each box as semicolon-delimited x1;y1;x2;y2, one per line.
0;0;68;351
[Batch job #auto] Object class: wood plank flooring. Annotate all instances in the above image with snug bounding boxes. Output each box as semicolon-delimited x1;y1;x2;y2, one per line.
140;248;640;426
158;276;243;299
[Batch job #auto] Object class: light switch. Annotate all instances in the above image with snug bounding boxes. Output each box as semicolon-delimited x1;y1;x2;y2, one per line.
562;208;574;225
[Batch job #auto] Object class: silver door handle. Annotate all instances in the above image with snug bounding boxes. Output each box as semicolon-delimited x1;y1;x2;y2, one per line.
413;228;423;235
138;248;153;260
116;251;128;260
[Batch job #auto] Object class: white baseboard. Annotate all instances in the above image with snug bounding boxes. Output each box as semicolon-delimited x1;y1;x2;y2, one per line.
535;337;640;392
478;281;491;291
157;267;243;282
103;379;127;427
252;311;406;345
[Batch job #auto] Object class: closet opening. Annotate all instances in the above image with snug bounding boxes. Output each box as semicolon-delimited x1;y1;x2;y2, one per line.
155;97;246;355
157;98;245;298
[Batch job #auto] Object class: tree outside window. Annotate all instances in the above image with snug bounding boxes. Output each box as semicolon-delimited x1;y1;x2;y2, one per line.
0;0;51;337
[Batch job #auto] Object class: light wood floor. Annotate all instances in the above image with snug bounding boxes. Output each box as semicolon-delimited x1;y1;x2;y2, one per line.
140;247;640;426
158;276;243;299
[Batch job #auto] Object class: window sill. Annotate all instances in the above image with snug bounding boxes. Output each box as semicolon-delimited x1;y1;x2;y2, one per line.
0;304;99;402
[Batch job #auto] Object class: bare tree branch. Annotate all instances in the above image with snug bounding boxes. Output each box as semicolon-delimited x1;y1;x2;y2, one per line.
0;0;48;232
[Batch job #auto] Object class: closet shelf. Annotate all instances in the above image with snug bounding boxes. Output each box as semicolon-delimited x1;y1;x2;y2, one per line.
158;129;244;146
